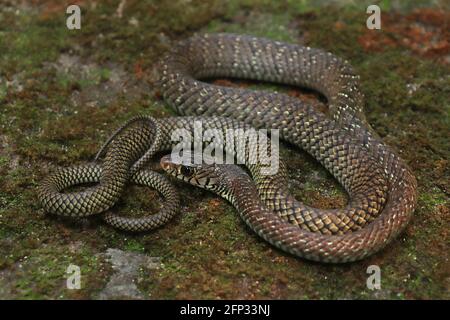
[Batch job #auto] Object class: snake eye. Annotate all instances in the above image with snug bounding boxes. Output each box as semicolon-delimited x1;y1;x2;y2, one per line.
180;166;194;177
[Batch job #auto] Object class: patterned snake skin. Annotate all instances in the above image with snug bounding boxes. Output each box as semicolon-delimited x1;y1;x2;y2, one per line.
38;33;417;262
40;163;179;232
39;117;180;231
157;33;417;261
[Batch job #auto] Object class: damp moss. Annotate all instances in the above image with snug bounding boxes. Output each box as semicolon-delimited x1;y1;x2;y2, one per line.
0;0;448;299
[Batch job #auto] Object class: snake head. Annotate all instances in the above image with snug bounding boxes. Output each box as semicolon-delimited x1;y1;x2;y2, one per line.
160;152;223;192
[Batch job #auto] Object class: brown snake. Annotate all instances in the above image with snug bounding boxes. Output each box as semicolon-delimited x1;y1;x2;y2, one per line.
39;33;417;262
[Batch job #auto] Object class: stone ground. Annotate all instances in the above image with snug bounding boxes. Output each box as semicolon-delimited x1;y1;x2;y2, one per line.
0;0;448;299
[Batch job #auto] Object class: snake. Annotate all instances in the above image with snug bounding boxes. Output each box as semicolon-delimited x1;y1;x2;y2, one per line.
38;33;417;263
39;117;179;231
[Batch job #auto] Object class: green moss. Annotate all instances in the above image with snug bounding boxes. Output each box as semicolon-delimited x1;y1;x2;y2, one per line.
17;249;105;299
419;192;447;210
124;238;146;253
207;12;297;42
0;0;448;299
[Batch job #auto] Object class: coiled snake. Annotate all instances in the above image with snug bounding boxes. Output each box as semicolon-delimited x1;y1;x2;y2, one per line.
38;34;417;263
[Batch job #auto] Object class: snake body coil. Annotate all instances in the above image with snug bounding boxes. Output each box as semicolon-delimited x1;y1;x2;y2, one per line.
39;34;417;263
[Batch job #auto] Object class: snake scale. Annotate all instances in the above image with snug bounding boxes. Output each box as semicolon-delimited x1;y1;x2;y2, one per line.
38;34;417;263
